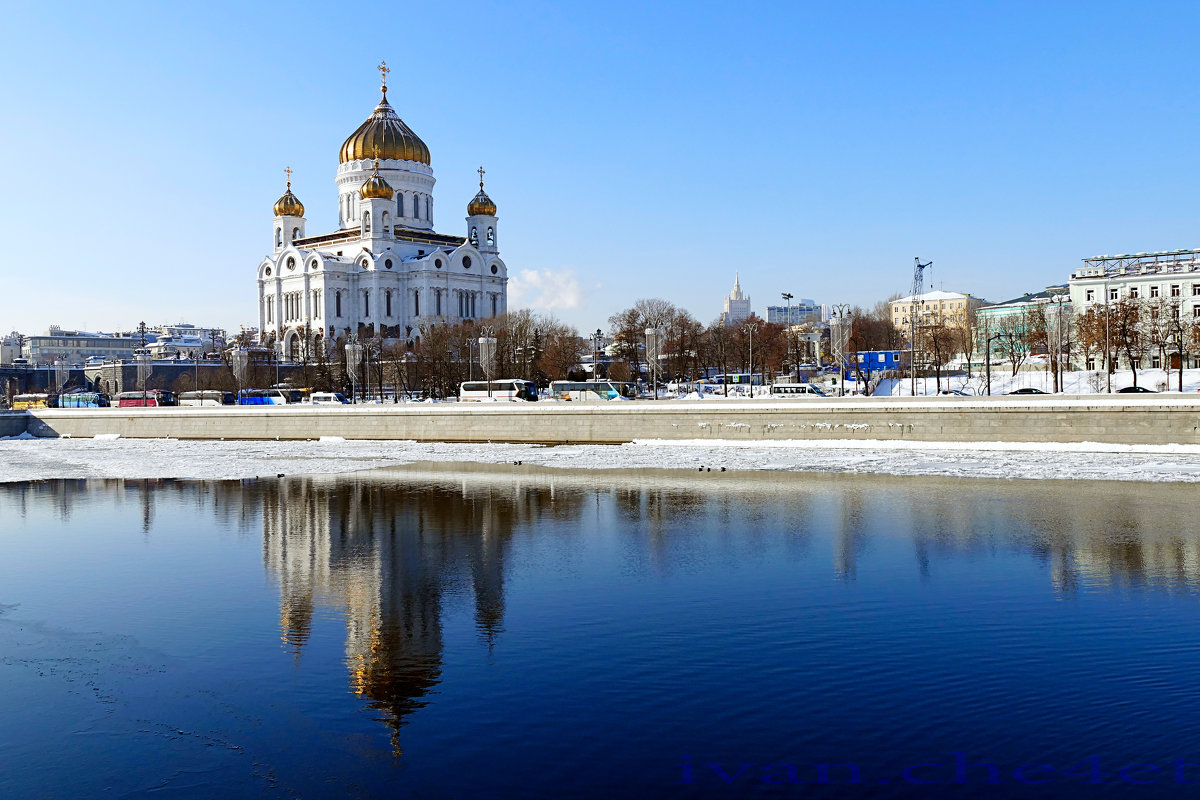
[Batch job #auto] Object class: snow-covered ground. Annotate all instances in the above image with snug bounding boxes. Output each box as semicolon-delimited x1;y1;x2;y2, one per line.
4;436;1200;483
659;366;1200;398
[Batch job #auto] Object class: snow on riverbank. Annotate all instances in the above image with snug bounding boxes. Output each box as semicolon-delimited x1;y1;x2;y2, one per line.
4;436;1200;483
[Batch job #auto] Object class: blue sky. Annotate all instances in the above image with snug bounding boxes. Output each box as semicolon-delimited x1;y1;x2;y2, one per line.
2;1;1198;335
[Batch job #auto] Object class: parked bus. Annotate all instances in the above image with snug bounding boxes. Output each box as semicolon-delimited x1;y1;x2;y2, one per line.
768;383;826;397
117;390;178;407
547;380;637;401
179;390;236;407
237;389;291;405
458;380;539;402
57;391;111;408
11;393;49;410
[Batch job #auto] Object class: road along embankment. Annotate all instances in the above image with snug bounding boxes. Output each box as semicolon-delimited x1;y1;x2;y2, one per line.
20;396;1200;446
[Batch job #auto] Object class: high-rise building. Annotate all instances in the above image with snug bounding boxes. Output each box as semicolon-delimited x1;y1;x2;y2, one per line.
721;273;752;326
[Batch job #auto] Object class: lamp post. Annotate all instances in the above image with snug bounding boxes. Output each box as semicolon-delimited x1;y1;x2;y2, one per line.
1103;280;1112;393
781;292;793;379
742;322;758;397
345;337;362;403
985;332;1002;396
593;328;604;378
829;304;852;396
479;325;496;398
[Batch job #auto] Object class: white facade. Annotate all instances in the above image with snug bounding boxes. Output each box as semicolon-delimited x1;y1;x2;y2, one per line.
258;73;507;360
1069;250;1200;320
721;273;752;326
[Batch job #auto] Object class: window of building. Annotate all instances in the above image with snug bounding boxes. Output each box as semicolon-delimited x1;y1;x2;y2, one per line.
487;227;494;246
436;290;442;316
1086;357;1095;370
1150;285;1160;298
386;290;392;317
363;290;370;318
415;290;420;316
336;291;342;317
363;211;371;234
1129;286;1139;298
397;194;404;216
463;256;472;269
1152;354;1161;369
1085;289;1094;301
470;227;478;246
1109;288;1118;301
1172;284;1181;297
491;294;497;316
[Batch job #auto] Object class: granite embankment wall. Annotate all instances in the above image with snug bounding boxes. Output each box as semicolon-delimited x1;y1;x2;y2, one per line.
0;412;28;438
20;396;1200;446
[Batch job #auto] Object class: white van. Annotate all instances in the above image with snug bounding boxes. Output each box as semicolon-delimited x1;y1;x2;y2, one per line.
310;392;350;405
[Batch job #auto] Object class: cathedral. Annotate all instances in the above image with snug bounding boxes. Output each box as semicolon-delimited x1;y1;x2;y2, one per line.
258;63;507;359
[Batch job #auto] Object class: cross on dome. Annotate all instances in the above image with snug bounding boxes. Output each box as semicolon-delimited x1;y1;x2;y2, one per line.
478;166;486;189
378;60;390;89
284;165;293;188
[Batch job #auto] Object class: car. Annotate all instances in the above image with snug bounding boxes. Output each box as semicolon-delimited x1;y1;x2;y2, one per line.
938;389;971;396
1117;386;1157;393
1007;388;1049;395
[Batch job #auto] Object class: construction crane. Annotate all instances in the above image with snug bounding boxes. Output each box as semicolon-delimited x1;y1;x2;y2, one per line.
910;257;932;396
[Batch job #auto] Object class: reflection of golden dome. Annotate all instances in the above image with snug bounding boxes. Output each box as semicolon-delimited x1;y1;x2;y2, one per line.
359;159;395;200
273;183;305;217
340;86;431;165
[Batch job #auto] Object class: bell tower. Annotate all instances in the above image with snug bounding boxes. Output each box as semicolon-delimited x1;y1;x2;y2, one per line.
466;166;499;255
272;166;306;252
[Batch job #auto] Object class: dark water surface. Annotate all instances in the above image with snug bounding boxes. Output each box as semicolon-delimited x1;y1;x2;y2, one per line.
2;464;1200;798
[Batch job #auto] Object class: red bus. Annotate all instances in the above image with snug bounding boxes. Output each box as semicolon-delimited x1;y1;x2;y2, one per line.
116;390;178;408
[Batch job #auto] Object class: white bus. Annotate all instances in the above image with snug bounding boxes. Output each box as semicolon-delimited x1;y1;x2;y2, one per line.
547;380;637;401
768;383;826;397
179;390;235;406
458;380;538;402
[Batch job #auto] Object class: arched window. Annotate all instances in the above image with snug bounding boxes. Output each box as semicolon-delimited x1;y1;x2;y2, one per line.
385;290;392;317
414;290;420;316
397;193;404;217
363;290;370;317
275;227;282;247
363;211;371;234
470;227;478;246
335;291;342;317
292;227;300;241
487;227;494;246
381;211;389;234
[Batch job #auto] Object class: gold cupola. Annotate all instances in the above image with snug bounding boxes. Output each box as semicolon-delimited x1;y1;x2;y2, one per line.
273;167;305;217
340;62;431;165
359;158;395;200
467;166;497;216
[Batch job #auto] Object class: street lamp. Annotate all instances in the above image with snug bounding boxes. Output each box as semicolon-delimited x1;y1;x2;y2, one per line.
742;322;758;397
592;328;604;378
829;304;852;396
985;332;1002;396
781;292;794;379
345;337;362;403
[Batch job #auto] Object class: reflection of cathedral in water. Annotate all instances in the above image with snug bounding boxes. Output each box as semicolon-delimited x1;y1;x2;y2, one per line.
257;476;567;751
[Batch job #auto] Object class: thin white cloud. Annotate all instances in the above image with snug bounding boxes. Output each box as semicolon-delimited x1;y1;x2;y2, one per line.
508;268;582;311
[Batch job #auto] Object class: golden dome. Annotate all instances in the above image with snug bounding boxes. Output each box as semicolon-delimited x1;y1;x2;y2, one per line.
359;159;395;200
273;183;305;217
467;167;497;216
339;85;431;165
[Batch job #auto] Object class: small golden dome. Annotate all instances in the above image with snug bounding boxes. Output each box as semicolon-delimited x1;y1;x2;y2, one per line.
273;183;305;217
359;159;395;200
340;85;431;165
467;167;497;216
